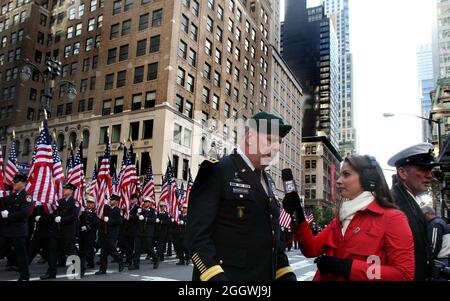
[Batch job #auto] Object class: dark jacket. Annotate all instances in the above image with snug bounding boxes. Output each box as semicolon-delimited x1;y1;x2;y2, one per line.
79;208;99;239
31;205;55;239
0;189;33;238
99;205;122;241
137;207;156;237
186;152;295;281
391;181;432;281
54;196;80;239
125;205;140;236
427;217;450;259
155;211;170;238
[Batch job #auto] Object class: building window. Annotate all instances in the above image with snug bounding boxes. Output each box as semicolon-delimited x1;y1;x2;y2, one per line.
110;23;119;39
213;71;220;87
192;0;199;16
134;66;144;83
119;44;128;61
142;120;154;139
212;94;219;110
184;101;193;118
102;100;111;115
99;127;108;144
136;39;146;56
132;94;142;110
114;97;124;113
178;40;187;59
188;49;196;67
149;35;160;52
104;73;114;90
121;19;131;36
203;63;211;80
214;49;221;64
202;87;210;103
78;99;86;112
173;124;182;145
112;0;121;15
107;48;117;65
111;124;121;143
147;62;158;80
205;39;212;55
129;121;139;141
177;68;185;86
152;9;162;27
139;13;149;31
175;94;183;113
116;70;126;88
186;74;195;93
190;23;198;41
182;159;189;180
145;91;156;108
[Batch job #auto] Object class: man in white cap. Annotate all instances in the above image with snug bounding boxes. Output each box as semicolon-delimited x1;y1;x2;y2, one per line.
388;142;440;281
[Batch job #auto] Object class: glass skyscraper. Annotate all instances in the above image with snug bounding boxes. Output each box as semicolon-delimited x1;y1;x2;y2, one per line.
417;44;434;143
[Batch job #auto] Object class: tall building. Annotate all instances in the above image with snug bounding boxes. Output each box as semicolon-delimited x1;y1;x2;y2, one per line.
322;0;355;157
1;0;303;192
282;0;340;150
417;44;434;143
433;0;450;80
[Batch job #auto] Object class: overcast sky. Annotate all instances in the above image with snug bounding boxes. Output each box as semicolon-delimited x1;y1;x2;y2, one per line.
280;0;435;183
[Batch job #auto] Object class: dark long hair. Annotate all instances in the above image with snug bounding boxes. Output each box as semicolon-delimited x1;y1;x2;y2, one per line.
344;155;397;209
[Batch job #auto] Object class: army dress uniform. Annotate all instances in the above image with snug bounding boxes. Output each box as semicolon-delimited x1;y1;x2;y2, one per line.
0;187;33;280
186;151;296;281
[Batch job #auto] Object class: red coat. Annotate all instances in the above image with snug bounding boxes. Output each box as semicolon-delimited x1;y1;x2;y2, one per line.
294;200;415;281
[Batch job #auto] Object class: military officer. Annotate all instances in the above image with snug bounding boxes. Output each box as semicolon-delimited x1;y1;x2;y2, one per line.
186;112;297;281
79;196;99;277
0;173;33;281
40;183;80;280
175;204;189;265
129;196;157;270
95;193;124;275
388;143;440;281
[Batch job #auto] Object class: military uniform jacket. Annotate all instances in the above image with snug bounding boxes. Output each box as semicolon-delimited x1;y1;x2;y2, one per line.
391;182;432;281
0;189;33;238
32;205;55;239
79;209;100;237
54;196;80;239
186;153;294;281
99;205;122;240
156;211;170;237
137;207;156;237
177;214;188;235
125;205;140;236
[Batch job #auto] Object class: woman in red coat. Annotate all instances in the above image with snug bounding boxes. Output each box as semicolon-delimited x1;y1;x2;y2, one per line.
284;155;415;281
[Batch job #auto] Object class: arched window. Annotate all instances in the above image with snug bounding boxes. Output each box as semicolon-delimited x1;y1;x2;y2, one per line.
14;140;20;155
57;134;65;151
23;139;30;155
69;132;77;149
82;130;89;148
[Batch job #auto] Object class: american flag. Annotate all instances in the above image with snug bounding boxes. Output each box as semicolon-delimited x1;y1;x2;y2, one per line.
158;175;168;213
177;182;185;208
142;157;155;202
5;140;18;186
67;142;85;207
0;146;6;198
96;133;112;219
183;168;194;208
26;119;57;214
305;208;315;224
119;147;138;220
167;160;179;222
279;208;292;230
128;145;139;196
86;161;98;201
51;142;65;200
111;166;120;195
66;149;74;182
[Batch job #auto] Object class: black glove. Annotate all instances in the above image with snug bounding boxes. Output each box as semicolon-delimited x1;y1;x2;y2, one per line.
314;255;353;279
282;196;305;224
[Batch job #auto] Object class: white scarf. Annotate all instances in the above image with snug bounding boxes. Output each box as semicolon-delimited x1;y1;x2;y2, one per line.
339;191;375;235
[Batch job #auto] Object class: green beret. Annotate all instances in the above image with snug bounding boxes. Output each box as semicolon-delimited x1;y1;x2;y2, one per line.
248;112;292;138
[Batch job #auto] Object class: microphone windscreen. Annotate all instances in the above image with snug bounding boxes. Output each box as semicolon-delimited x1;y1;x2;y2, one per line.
282;168;293;181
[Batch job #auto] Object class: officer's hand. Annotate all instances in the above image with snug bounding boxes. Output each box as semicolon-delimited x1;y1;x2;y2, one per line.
179;220;184;225
104;216;109;222
314;255;353;279
54;216;62;223
156;218;160;223
139;215;144;221
1;210;8;218
137;208;142;214
35;215;41;222
171;218;174;222
282;196;305;224
81;226;87;232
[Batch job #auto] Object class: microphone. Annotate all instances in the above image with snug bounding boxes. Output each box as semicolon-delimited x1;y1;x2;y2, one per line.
282;168;304;227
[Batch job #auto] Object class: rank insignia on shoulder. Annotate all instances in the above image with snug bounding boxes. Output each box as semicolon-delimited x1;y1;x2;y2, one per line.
206;157;219;164
26;195;32;203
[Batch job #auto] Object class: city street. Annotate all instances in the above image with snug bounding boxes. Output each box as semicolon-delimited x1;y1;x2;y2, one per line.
0;250;317;281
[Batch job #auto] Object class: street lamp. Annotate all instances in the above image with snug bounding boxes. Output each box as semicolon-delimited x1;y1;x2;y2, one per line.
383;112;442;153
20;58;77;114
